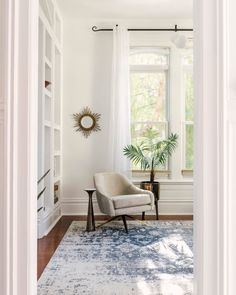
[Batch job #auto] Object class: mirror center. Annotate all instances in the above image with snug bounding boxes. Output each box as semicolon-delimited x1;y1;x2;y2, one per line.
81;116;94;129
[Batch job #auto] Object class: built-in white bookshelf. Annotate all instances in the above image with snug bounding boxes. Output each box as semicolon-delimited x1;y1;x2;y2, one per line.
38;0;62;238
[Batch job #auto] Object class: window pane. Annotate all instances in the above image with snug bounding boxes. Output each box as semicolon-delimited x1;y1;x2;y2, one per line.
129;53;168;66
130;72;167;122
184;71;194;121
185;124;194;169
131;123;166;145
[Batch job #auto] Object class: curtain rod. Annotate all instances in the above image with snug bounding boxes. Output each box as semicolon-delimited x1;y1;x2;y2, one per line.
92;24;193;32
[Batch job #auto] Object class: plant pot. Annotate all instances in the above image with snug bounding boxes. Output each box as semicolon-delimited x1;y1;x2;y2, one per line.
140;181;160;220
140;181;160;200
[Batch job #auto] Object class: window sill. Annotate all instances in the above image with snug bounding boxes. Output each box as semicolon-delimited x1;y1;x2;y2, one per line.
132;170;193;181
132;178;193;185
132;169;170;173
132;170;170;179
181;169;193;178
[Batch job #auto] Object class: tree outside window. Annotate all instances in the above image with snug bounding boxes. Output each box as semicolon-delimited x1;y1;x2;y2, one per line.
130;48;169;170
182;52;194;170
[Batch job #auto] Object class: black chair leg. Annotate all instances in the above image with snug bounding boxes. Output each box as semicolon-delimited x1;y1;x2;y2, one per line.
96;215;119;229
122;215;128;233
142;212;145;220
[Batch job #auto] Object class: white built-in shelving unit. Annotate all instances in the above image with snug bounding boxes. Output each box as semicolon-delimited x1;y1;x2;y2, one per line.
38;0;63;238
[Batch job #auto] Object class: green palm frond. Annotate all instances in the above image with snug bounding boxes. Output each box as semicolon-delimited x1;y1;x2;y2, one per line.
124;127;178;181
123;144;150;170
154;133;178;166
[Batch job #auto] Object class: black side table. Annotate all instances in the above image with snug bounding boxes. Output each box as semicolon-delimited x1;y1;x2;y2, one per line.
84;189;96;232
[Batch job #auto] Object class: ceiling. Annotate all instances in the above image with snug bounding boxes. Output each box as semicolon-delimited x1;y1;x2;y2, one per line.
57;0;193;19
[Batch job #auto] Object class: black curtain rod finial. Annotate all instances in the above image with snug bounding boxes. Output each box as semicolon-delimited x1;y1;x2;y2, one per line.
92;25;113;32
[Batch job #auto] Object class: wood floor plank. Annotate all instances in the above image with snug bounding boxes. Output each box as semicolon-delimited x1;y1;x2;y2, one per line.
37;215;193;279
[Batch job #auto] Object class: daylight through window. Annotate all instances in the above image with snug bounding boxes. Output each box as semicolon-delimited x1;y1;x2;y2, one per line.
129;48;169;169
129;47;194;173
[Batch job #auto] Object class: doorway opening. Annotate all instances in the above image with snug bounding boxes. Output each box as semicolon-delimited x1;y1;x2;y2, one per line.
37;1;194;294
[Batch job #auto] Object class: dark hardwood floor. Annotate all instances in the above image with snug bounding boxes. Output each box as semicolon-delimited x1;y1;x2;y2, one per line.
37;214;193;279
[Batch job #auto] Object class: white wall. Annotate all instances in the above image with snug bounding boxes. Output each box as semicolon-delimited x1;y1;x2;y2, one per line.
62;19;193;215
62;19;112;212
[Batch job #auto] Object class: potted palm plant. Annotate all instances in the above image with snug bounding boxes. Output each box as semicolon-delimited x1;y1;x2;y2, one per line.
123;127;178;219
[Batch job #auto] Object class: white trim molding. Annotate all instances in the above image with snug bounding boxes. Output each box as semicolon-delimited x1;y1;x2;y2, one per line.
0;1;9;293
61;181;193;216
194;0;230;294
0;0;38;295
61;198;193;216
38;205;62;239
223;0;236;293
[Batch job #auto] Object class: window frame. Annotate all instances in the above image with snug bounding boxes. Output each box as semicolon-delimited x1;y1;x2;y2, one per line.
181;50;194;171
129;46;170;172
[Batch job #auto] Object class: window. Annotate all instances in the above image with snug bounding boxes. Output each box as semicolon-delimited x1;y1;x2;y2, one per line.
129;46;194;176
182;52;194;170
129;48;169;169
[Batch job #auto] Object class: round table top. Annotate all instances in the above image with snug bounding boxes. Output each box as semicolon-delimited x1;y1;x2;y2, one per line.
84;188;96;192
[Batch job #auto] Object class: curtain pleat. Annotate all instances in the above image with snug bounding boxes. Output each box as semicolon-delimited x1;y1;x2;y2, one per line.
108;25;131;177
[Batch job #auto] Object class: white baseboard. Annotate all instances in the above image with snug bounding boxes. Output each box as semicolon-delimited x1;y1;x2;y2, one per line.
61;198;193;216
38;204;62;238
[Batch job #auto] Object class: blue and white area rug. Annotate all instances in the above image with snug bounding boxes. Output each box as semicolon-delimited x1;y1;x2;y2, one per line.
38;221;193;295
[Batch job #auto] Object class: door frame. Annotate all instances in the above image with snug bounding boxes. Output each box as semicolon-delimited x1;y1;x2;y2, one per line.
0;0;232;294
0;0;38;294
194;0;230;293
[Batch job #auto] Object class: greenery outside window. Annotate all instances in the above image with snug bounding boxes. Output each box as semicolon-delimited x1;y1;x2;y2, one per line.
129;47;169;171
182;52;194;170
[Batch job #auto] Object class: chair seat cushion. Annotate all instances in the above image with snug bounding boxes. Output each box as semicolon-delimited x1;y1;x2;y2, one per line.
111;194;151;209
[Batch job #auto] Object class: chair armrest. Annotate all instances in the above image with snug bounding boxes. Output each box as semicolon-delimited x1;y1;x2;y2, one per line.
126;182;148;194
96;191;116;216
126;183;155;208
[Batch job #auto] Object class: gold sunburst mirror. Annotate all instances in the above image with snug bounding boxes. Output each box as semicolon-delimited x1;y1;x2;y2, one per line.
73;107;101;138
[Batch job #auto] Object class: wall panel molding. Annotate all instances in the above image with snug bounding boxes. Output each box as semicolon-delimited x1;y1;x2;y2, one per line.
61;182;193;215
61;198;193;216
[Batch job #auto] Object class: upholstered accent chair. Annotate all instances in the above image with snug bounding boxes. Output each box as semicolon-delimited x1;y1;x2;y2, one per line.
94;172;154;233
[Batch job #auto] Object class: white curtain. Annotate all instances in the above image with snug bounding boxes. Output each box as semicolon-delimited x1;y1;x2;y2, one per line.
108;25;131;177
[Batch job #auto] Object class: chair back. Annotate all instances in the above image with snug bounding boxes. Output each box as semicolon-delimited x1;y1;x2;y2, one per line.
94;172;130;197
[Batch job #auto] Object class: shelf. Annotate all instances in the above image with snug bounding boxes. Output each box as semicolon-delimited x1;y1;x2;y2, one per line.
44;88;52;97
54;47;61;125
54;150;61;156
45;29;53;62
44;120;52;128
55;13;61;43
54;181;60;205
38;0;63;237
45;62;52;94
54;41;62;54
54;129;60;150
44;95;51;121
54;199;59;206
54;155;60;178
40;0;54;27
45;56;52;68
54;176;61;183
54;124;61;131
